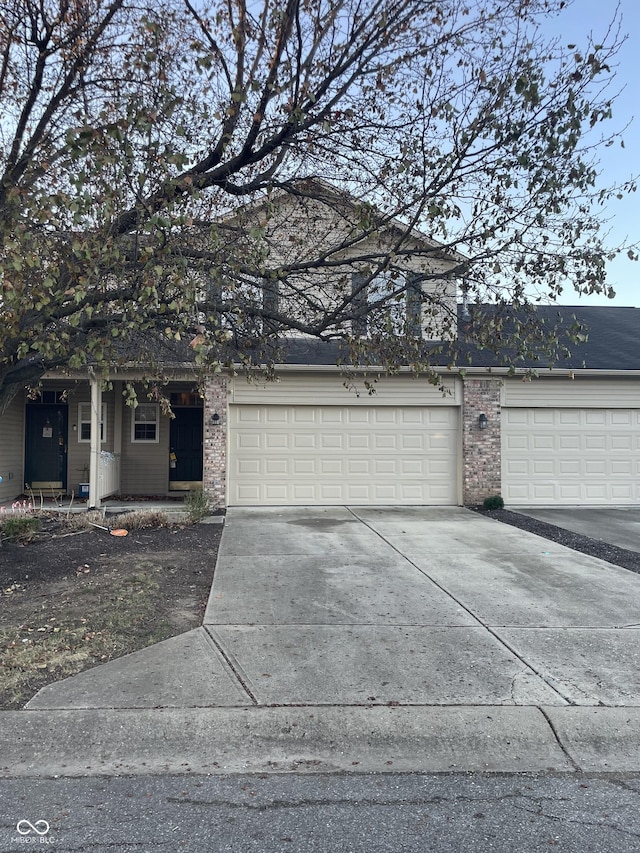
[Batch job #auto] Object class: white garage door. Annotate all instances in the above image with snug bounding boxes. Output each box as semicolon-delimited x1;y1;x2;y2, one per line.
502;408;640;505
229;405;458;505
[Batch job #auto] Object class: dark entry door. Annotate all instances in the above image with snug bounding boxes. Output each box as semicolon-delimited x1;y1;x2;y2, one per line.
25;405;68;489
169;408;203;484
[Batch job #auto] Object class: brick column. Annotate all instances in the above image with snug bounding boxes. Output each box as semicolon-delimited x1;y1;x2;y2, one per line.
462;378;502;506
202;375;227;508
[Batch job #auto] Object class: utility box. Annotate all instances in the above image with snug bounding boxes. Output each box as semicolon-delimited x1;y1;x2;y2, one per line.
78;483;89;498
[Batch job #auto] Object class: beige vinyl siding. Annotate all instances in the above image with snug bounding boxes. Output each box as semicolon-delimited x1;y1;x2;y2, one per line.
227;192;458;340
230;373;460;406
0;393;24;503
120;405;171;494
502;377;640;408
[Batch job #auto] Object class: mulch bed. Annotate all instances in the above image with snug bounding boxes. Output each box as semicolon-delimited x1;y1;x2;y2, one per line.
477;508;640;575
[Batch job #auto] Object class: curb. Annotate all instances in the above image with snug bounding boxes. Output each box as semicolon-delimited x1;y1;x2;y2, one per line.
2;705;640;778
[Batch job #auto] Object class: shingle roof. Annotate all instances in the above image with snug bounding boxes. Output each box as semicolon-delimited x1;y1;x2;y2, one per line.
110;305;639;373
458;305;640;371
277;305;640;372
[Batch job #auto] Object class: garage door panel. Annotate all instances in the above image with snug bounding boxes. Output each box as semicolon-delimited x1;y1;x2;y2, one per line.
503;407;640;506
230;404;458;505
559;460;580;475
584;460;606;475
237;484;260;501
585;435;606;450
559;435;580;450
347;435;370;450
237;434;262;449
611;460;634;475
291;409;314;424
532;460;554;476
375;460;397;475
319;410;342;424
611;435;633;451
558;485;581;500
505;434;528;451
372;435;397;450
611;411;633;426
533;411;555;425
400;410;424;425
533;435;554;450
265;459;288;475
265;433;289;449
612;485;633;499
319;459;341;475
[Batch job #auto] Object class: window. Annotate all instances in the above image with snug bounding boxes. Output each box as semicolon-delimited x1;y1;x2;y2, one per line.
78;403;106;443
351;271;423;336
131;404;159;442
262;278;280;333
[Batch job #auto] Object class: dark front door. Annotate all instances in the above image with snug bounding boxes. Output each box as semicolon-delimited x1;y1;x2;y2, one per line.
25;405;68;490
169;407;203;484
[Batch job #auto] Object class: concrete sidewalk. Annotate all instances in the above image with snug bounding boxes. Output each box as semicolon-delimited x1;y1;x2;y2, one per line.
3;506;640;777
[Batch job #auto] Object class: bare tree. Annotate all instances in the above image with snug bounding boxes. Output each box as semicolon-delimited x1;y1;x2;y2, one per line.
0;0;634;412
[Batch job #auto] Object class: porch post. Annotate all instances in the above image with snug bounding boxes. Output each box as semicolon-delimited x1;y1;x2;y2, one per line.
113;380;123;495
88;374;102;509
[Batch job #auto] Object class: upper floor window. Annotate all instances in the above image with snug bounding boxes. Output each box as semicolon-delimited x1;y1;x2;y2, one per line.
351;271;422;336
205;274;278;331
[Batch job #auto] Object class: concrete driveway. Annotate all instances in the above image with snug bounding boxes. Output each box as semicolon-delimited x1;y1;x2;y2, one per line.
202;506;640;708
514;507;640;553
15;505;640;775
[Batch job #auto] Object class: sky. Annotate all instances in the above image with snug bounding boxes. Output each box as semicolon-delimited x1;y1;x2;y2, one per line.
539;0;640;307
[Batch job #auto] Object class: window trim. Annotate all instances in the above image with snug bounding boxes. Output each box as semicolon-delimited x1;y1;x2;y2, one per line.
351;270;423;337
78;402;106;443
131;403;160;443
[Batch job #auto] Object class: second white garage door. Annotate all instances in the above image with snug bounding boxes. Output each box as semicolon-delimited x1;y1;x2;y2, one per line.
502;407;640;505
229;404;458;505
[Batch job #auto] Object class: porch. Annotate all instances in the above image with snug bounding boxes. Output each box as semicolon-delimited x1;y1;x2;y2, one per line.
0;372;226;509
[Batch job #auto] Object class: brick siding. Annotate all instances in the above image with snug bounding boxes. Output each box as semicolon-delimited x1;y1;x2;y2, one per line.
462;378;502;506
202;376;227;507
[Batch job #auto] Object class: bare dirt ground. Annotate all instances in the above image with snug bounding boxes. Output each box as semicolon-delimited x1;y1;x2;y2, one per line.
0;518;222;709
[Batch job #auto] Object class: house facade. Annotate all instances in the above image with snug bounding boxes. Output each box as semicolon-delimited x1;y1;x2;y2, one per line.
2;305;639;510
2;182;638;510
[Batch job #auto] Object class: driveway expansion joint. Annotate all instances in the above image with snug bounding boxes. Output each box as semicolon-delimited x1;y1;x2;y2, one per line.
204;628;259;706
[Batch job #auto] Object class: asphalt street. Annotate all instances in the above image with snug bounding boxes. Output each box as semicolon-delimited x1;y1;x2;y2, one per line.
2;772;640;852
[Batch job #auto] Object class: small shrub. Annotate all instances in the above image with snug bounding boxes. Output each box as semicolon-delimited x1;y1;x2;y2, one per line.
64;509;109;531
184;489;211;522
109;510;169;530
482;494;505;511
0;516;41;543
64;509;169;532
